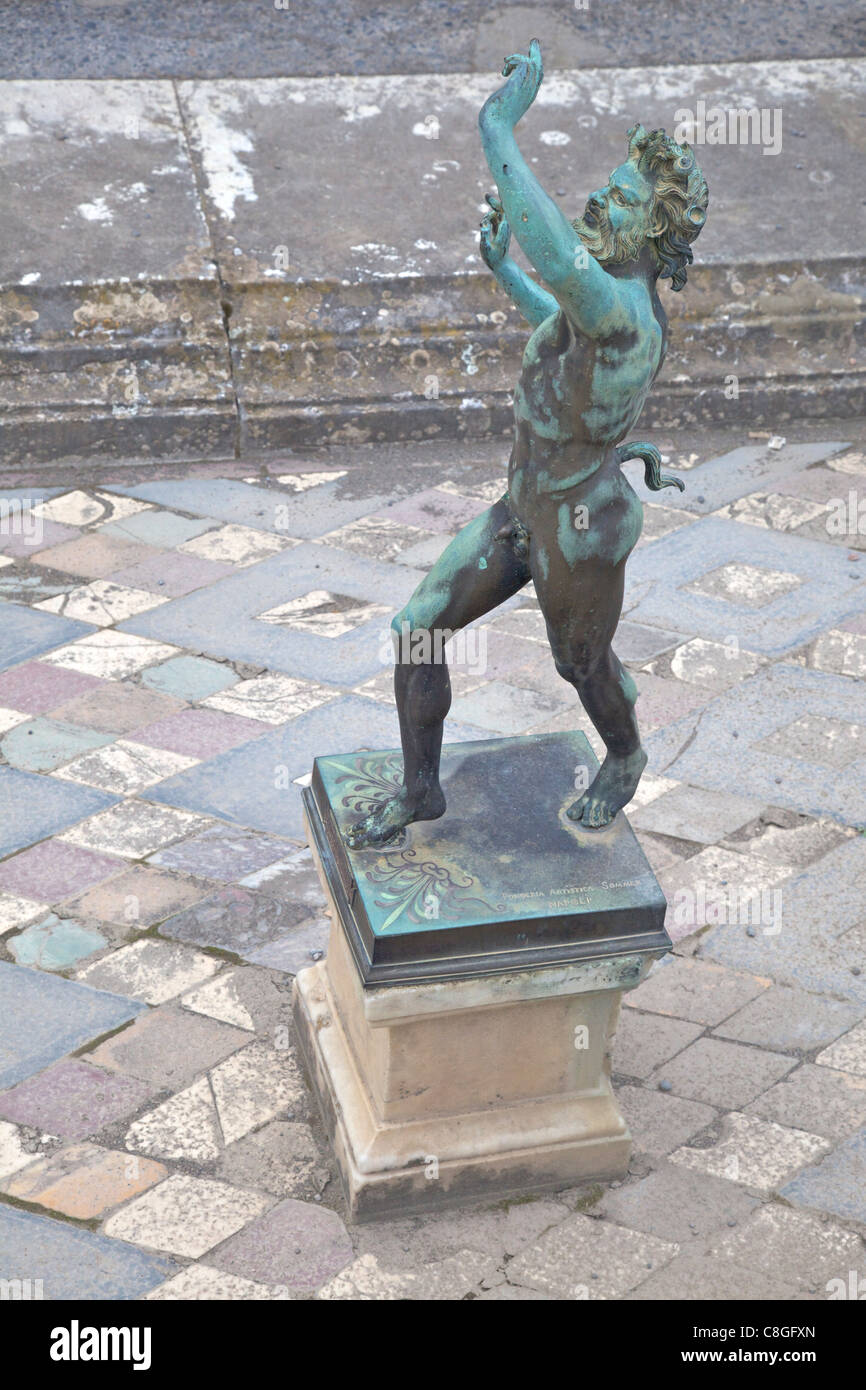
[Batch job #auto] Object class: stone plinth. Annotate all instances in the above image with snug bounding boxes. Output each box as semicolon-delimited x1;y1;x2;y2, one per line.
292;732;670;1220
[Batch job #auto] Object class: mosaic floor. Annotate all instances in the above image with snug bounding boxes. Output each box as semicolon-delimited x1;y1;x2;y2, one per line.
1;428;865;1299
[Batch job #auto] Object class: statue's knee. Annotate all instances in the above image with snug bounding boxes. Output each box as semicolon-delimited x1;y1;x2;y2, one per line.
554;648;596;686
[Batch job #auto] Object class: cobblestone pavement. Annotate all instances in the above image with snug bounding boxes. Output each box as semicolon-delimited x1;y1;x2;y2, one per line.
1;421;865;1301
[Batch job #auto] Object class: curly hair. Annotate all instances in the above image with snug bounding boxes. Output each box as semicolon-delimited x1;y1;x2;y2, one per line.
626;124;708;291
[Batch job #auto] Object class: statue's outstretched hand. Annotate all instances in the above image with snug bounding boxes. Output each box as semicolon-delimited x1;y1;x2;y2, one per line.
480;38;543;129
479;194;510;269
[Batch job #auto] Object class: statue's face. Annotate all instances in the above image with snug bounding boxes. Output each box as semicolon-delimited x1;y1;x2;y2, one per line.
574;161;655;265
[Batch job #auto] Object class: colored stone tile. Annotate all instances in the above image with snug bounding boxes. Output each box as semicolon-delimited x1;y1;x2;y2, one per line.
697;839;866;993
151;824;289;881
141;655;239;701
42;630;180;680
0;1059;154;1140
647;664;866;826
103;1174;271;1259
670;1111;830;1192
36;532;158;579
36;579;168;626
60;801;212;858
0;834;123;900
1;717;113;772
715;985;865;1053
611;1009;704;1081
320;1250;500;1301
0;660;104;714
628;1252;800;1302
780;1127;866;1223
0;1203;176;1299
88;1004;248;1089
113;475;386;540
55;738;198;794
0;838;123;902
77;938;220;1005
809;628;866;678
715;491;828;532
159;886;310;957
238;845;326;910
180;967;286;1035
668;636;764;690
33;490;150;528
246;918;330;974
0;705;29;733
147;1264;290;1300
745;1064;866;1142
0;1120;36;1181
598;1164;759;1246
614;620;682;664
374;487;488;533
0;518;80;558
132;707;271;758
54;680;184;734
624;957;768;1026
217;1120;329;1200
257;589;390;637
9;914;107;971
108;549;236;597
816;1019;866;1077
202;672;335;723
687;561;802;607
209;1041;305;1146
125;1076;222;1163
758;711;866;770
119;541;421;686
102;508;214;548
632;672;714;731
0;891;47;934
631;785;763;845
144;695;485;838
0;598;92;673
320;514;434;560
628;440;849;517
0;778;121;871
450;681;570;735
0;959;145;1088
710;1205;863;1292
65;866;208;927
506;1213;678;1301
627;516;865;655
1;1142;167;1219
648;1037;795;1109
207;1197;352;1293
180;523;291;567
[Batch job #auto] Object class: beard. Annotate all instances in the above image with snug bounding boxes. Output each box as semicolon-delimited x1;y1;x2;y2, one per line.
573;207;647;266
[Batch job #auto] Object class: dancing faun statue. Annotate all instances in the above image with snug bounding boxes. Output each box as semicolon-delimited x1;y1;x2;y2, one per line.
346;38;708;850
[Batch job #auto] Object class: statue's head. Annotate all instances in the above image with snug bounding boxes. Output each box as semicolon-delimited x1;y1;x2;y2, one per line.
573;124;708;290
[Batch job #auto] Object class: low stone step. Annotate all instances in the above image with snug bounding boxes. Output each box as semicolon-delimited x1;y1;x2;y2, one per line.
1;60;864;465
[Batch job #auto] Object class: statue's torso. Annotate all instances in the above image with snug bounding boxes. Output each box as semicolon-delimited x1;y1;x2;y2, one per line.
510;286;665;484
507;285;666;565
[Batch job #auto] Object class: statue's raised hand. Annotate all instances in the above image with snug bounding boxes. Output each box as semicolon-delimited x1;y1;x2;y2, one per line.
479;194;510;270
480;38;543;130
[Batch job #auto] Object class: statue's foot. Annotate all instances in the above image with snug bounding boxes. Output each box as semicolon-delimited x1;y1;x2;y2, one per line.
566;748;648;829
344;787;446;850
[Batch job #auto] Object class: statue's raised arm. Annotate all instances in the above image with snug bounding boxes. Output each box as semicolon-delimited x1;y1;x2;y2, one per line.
478;40;623;337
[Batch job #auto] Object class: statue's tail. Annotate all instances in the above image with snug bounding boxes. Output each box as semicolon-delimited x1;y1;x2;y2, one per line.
616;441;685;493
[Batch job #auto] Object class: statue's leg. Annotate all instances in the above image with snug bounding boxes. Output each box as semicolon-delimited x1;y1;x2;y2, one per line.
534;553;646;829
344;496;531;849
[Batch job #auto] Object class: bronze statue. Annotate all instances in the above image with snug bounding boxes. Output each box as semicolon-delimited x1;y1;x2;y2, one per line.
346;38;708;850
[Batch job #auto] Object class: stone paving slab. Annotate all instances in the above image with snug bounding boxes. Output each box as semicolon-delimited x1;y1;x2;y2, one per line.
0;960;145;1088
0;1202;178;1300
0;427;864;1301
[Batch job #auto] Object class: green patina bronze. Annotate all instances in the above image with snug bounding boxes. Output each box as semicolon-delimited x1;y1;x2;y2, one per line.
346;39;708;851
